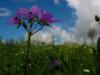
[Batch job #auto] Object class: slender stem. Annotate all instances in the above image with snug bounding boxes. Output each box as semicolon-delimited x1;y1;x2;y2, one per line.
23;18;43;75
32;22;39;32
24;32;31;75
32;26;43;34
29;22;33;32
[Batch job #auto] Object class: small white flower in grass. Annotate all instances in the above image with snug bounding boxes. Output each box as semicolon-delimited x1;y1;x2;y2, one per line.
29;63;31;66
83;69;90;73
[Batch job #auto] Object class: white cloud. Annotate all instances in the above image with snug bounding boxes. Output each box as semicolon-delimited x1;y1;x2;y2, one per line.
66;0;100;42
51;26;76;43
24;0;100;44
66;0;80;8
31;31;52;44
0;7;11;17
25;26;76;44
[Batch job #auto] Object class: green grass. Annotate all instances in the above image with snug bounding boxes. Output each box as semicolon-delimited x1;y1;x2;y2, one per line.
0;43;96;75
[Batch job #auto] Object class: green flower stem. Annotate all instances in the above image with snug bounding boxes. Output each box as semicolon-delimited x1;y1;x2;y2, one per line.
32;22;39;32
96;37;100;75
24;20;43;75
24;32;32;75
32;26;43;34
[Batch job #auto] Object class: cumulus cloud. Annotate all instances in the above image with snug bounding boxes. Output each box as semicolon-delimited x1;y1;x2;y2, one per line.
25;26;76;44
31;31;52;44
66;0;80;8
0;7;11;17
25;0;100;44
66;0;100;42
50;26;76;43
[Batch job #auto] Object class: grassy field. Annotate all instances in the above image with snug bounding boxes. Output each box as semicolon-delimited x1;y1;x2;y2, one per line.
0;41;96;75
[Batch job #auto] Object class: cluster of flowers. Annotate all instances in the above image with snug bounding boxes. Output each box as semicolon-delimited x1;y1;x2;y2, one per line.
9;6;59;30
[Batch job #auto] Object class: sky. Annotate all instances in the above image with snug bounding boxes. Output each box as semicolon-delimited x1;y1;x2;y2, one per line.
0;0;76;42
0;0;100;44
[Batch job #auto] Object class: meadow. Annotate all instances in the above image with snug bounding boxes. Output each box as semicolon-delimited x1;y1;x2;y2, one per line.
0;40;96;75
0;3;99;75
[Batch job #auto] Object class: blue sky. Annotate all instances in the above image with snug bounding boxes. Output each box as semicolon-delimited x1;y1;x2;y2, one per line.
0;0;77;41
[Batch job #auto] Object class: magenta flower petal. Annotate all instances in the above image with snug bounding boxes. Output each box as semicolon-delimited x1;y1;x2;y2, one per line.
16;7;28;16
17;6;40;20
9;6;59;27
9;16;21;25
39;11;59;25
53;60;61;65
42;12;53;20
25;6;40;20
29;6;40;15
48;18;59;23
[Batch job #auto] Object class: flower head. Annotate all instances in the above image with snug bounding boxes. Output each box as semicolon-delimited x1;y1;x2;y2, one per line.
17;6;40;20
9;15;21;25
27;6;40;20
9;6;59;30
53;59;61;66
49;59;62;71
39;11;59;25
29;6;40;15
16;7;28;16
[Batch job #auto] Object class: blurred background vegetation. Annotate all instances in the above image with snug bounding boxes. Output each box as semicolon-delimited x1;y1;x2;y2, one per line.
0;36;96;75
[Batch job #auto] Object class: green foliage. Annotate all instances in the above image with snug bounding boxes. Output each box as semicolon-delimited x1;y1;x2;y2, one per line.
0;42;96;75
96;37;100;75
97;37;100;54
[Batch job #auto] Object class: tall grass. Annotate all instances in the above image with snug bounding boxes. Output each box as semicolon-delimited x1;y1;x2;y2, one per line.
0;40;96;75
